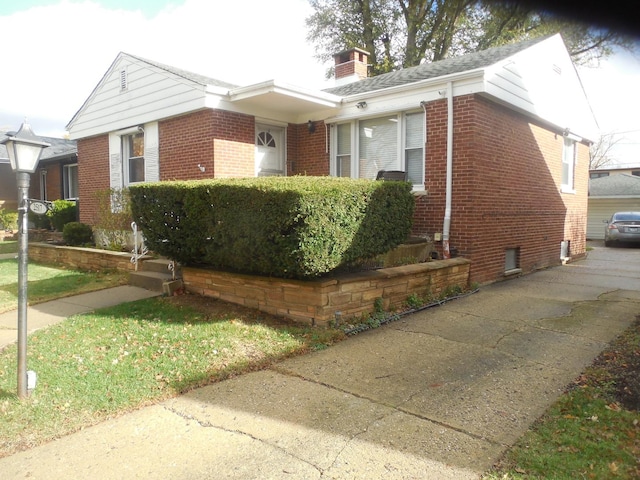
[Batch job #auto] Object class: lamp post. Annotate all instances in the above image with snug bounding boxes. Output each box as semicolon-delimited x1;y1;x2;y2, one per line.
1;121;49;399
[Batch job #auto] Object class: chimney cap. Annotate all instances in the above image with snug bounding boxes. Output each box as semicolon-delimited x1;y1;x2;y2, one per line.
334;47;370;61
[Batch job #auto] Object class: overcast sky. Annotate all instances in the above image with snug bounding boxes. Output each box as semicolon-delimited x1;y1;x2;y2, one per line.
1;0;638;167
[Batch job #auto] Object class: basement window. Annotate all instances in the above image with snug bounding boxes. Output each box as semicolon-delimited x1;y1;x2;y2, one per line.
505;248;521;276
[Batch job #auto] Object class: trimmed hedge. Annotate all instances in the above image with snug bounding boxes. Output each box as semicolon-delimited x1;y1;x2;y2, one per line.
129;176;415;279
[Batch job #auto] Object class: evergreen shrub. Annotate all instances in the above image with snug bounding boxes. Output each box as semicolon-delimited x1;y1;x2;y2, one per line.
47;200;77;231
63;222;94;246
129;176;415;278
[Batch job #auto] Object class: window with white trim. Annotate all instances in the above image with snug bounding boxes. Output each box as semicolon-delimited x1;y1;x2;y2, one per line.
336;123;351;177
124;132;145;184
561;137;575;192
108;123;159;191
63;163;78;199
332;111;425;188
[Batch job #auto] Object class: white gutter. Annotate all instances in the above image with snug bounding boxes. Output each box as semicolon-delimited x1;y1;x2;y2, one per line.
442;81;454;259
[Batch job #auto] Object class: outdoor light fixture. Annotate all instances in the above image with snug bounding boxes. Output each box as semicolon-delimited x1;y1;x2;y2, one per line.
356;101;367;109
0;120;49;399
307;120;315;133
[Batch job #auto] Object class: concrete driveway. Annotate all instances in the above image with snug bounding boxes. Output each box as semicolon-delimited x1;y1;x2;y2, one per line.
1;241;639;479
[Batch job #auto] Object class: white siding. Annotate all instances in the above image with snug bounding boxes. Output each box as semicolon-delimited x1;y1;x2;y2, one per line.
69;54;221;140
484;34;598;142
587;198;640;239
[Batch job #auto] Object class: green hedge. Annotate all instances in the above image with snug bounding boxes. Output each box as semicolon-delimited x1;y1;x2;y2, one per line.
129;176;415;279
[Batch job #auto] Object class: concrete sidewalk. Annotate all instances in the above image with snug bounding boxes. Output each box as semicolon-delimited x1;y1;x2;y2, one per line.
1;242;639;479
0;285;161;351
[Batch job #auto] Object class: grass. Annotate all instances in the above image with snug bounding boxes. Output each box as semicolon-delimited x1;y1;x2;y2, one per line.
484;317;640;479
0;294;344;457
0;241;17;255
0;258;128;313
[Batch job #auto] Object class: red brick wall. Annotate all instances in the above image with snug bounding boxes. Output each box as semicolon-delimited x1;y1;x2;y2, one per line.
418;94;588;283
159;109;255;180
288;121;329;176
77;110;257;224
77;135;110;224
0;165;17;210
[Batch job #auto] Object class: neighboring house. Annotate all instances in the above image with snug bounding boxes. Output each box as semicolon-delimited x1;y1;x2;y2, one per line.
587;174;640;239
590;166;640;179
0;132;77;212
66;33;596;284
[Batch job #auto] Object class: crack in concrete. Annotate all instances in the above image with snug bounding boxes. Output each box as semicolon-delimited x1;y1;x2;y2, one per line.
161;403;325;477
269;365;499;449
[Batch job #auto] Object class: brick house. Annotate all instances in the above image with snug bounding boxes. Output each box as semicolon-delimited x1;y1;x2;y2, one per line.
66;33;597;284
1;133;77;212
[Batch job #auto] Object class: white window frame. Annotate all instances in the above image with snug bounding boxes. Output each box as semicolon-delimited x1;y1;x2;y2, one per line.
561;136;576;193
39;170;47;201
63;163;79;200
109;123;159;191
331;111;425;190
123;132;145;185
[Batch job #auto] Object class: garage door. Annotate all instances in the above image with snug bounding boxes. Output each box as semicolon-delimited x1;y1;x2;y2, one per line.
588;198;640;239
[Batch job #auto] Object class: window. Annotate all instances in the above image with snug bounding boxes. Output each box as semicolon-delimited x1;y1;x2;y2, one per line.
336;123;351;177
124;132;145;184
505;247;520;274
561;137;575;192
39;170;47;201
63;164;78;199
590;171;609;179
332;111;425;188
109;123;158;191
404;112;424;185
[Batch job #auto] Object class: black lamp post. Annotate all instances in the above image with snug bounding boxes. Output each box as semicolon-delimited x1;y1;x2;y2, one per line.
1;121;49;399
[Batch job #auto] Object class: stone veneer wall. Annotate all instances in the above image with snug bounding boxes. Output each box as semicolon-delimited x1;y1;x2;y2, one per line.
183;258;470;326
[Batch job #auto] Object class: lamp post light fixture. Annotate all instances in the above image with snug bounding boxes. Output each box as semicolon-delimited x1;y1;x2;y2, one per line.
1;121;49;399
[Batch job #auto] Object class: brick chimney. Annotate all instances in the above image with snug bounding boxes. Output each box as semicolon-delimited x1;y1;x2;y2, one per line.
333;48;369;86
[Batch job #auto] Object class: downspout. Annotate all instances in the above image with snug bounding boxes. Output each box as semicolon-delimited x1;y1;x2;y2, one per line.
442;81;453;259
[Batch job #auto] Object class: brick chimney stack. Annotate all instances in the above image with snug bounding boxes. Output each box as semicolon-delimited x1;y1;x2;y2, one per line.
333;48;369;86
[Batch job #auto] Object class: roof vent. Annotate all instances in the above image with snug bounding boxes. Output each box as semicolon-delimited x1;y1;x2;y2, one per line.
120;69;128;91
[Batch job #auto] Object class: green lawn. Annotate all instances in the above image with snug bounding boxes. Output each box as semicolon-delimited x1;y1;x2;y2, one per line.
0;295;344;457
0;258;127;313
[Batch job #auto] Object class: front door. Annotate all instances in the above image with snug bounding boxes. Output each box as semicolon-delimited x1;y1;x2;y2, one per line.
255;124;285;176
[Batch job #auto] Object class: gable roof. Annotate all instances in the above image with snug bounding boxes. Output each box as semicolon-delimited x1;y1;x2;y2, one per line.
124;53;239;90
67;33;596;141
324;35;551;97
589;174;640;197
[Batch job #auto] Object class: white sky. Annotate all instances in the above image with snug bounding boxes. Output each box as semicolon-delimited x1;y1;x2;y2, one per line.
1;0;638;167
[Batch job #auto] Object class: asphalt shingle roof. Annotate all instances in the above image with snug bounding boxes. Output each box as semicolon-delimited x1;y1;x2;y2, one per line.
125;53;239;90
0;131;76;163
324;35;551;97
589;174;640;196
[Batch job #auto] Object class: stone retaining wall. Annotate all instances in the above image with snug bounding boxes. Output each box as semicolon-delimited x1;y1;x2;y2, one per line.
29;243;136;272
183;258;471;326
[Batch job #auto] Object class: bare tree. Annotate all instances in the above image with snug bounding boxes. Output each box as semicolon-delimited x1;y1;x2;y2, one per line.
589;132;622;170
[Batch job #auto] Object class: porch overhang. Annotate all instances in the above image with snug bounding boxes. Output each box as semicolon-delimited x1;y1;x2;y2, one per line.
228;80;342;123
